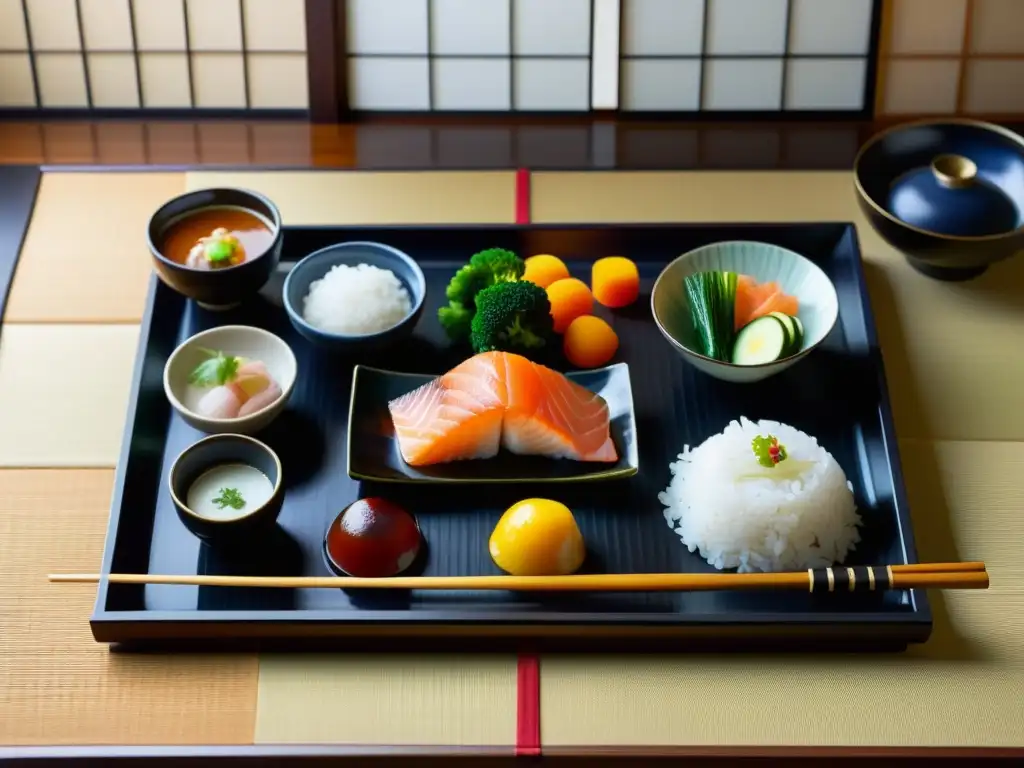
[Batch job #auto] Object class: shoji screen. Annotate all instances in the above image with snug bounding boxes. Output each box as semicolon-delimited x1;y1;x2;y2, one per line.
880;0;1024;116
347;0;594;111
0;0;308;111
619;0;878;114
346;0;880;115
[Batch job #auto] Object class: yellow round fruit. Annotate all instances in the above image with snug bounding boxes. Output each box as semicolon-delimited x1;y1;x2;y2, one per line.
488;498;586;576
523;254;570;289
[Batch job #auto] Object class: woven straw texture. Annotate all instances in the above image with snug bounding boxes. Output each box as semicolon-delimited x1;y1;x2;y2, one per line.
2;169;1021;748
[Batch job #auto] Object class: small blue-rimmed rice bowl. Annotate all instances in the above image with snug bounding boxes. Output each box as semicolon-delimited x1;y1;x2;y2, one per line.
282;241;427;352
651;241;839;384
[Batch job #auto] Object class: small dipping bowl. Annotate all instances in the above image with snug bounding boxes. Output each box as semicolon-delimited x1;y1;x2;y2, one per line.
147;187;283;310
282;241;426;352
854;118;1024;281
163;324;298;435
169;434;284;543
323;498;422;578
651;240;839;384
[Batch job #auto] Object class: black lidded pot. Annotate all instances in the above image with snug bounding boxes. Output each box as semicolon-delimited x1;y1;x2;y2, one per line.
853;118;1024;281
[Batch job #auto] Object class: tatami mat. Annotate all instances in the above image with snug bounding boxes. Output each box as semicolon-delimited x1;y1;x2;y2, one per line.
0;324;140;467
3;170;517;327
540;439;1024;748
0;469;257;746
531;171;1024;443
532;171;858;224
0;169;524;749
254;655;517;746
185;171;517;225
181;170;523;748
4;172;185;324
5;168;1023;751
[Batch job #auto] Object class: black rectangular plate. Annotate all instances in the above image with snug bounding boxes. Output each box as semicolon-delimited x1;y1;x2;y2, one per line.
92;223;931;652
347;362;639;484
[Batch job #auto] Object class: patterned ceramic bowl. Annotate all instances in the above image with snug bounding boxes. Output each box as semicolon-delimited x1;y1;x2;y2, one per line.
854;118;1024;281
651;241;839;384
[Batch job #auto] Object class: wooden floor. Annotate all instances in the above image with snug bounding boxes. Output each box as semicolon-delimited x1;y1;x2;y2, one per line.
0;117;895;170
3;115;1023;170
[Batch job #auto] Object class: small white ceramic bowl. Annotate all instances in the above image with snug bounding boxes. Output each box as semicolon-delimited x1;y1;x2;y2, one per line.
651;241;839;384
163;325;298;434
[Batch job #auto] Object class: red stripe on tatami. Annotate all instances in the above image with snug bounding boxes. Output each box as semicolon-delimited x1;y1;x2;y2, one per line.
516;653;541;756
515;168;531;225
513;166;541;757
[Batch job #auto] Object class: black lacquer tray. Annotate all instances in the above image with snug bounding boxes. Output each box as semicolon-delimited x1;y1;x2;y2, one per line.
92;222;931;652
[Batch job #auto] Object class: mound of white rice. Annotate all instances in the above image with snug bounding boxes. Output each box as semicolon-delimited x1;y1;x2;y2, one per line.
301;262;412;335
658;417;861;573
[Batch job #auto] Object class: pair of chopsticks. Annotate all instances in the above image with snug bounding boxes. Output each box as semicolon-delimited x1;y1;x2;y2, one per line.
48;561;988;594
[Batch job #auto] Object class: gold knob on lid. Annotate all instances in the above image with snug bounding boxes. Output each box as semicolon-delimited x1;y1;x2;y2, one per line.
931;154;977;189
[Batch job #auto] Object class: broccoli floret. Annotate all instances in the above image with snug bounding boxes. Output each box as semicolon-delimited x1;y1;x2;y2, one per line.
468;248;524;284
469;280;554;355
444;264;487;305
438;248;525;342
437;300;474;342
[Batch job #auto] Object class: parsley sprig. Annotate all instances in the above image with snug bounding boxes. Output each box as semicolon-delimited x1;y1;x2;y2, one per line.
188;348;242;387
212;487;246;510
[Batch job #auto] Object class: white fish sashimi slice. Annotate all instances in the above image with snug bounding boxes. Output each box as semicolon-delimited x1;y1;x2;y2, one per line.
231;360;272;400
195;386;242;419
237;379;282;417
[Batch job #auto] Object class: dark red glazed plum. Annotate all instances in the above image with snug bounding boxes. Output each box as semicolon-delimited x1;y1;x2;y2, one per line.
324;497;421;578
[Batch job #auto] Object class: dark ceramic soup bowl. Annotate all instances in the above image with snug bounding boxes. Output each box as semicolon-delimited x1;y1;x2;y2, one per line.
169;433;284;543
148;187;283;309
854;119;1024;281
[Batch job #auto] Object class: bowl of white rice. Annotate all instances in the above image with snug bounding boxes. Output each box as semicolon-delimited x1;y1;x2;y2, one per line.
282;241;426;351
658;416;862;574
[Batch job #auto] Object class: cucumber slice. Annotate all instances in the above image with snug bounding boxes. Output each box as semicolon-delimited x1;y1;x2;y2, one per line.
791;315;804;350
731;316;788;365
767;311;797;353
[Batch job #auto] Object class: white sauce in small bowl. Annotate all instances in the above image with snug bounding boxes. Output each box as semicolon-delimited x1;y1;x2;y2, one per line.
186;463;274;521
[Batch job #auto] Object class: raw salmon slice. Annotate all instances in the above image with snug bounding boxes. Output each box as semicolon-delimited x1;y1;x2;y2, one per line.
749;291;798;321
387;351;617;467
387;351;509;466
734;274;798;329
503;361;616;462
733;275;758;331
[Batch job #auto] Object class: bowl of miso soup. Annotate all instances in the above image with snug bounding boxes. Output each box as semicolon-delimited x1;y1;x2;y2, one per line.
147;187;283;310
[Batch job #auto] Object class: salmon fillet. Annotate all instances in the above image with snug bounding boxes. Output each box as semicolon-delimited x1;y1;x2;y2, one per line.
503;361;617;462
387;352;617;467
387;351;509;466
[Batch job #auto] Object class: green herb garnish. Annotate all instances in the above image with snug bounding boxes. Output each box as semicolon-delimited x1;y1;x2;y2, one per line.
204;238;235;263
188;348;242;387
683;270;738;361
752;434;788;468
212;487;246;510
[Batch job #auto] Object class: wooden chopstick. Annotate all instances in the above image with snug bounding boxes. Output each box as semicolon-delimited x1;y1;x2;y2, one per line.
47;562;988;593
889;561;985;573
